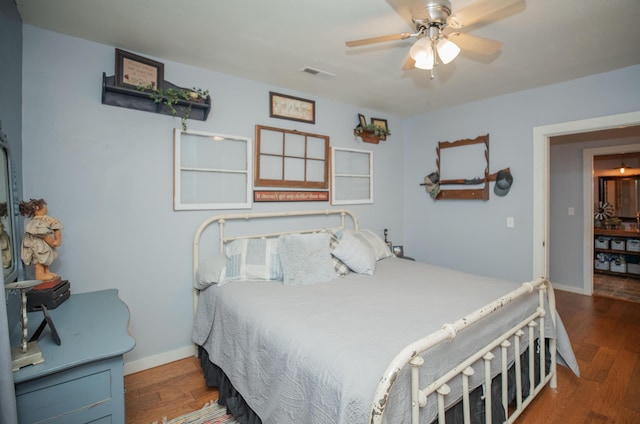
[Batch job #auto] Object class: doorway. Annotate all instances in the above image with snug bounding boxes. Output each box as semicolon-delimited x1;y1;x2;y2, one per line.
585;146;640;302
532;111;640;295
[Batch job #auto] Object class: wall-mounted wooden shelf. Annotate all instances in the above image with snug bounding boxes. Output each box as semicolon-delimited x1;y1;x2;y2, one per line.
354;128;386;144
101;73;211;122
594;228;640;279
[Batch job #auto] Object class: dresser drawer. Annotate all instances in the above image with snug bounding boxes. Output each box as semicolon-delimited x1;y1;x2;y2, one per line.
15;356;124;424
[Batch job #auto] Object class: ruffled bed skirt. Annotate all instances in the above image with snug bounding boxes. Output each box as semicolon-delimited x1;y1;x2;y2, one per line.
198;346;262;424
197;341;550;424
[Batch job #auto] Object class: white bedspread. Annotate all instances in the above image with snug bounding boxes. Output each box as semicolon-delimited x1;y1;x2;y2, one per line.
193;257;578;424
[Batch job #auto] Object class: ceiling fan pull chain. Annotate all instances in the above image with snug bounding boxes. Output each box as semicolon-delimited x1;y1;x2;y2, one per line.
431;37;438;79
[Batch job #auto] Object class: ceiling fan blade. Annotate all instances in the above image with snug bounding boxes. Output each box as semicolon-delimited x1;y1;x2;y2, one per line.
448;0;522;28
446;32;503;55
345;32;413;47
402;55;415;71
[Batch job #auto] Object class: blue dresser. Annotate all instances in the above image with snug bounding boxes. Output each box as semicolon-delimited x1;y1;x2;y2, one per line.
12;289;136;423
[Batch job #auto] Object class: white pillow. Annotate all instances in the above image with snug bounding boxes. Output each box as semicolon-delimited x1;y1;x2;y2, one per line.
195;254;228;290
329;232;350;276
278;233;336;285
332;231;376;275
224;238;283;282
351;229;393;261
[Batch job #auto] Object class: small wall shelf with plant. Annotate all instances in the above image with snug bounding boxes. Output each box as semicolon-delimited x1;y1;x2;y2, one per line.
354;125;390;144
101;73;211;130
353;115;390;144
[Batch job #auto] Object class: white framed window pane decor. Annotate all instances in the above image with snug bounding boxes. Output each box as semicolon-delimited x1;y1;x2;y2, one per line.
331;147;373;205
173;129;252;210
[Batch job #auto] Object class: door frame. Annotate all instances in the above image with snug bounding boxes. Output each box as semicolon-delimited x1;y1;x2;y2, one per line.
532;111;640;291
582;143;640;294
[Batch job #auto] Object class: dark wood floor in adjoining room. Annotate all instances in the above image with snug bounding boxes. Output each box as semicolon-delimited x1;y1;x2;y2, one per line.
124;290;640;424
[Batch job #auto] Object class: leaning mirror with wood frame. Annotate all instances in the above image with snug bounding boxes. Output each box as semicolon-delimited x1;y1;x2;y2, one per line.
0;122;19;284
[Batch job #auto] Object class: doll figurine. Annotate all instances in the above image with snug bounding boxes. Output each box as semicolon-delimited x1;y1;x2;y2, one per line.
19;198;63;281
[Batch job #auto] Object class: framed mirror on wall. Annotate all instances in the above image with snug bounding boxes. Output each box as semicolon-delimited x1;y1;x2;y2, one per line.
599;175;640;220
0;122;18;284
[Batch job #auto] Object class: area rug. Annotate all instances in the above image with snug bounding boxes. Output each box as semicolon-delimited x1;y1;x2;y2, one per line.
593;274;640;303
153;401;239;424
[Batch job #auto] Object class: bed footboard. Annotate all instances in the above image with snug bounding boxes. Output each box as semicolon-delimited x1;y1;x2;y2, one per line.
370;277;557;424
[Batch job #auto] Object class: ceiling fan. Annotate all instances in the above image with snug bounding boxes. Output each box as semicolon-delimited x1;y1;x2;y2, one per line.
345;0;523;77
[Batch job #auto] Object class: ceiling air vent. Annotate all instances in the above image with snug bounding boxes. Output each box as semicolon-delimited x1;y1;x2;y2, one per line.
300;66;336;79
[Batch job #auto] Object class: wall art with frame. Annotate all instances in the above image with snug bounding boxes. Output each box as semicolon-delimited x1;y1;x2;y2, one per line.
115;48;164;90
269;92;315;124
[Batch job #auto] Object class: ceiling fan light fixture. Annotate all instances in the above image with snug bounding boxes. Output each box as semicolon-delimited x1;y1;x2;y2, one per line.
415;55;435;70
436;39;460;64
410;37;436;70
409;37;432;61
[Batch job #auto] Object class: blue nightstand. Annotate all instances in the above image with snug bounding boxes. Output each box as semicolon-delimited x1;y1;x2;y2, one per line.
12;289;135;423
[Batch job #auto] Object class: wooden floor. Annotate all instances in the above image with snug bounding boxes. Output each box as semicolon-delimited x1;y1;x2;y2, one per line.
124;290;640;423
124;356;218;423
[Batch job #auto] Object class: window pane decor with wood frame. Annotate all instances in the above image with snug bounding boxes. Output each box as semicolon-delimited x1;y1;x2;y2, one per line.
254;125;329;189
331;147;373;205
173;129;252;210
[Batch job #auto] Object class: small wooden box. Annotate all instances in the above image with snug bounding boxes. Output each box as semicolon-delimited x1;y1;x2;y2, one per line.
594;237;610;249
27;279;71;312
610;261;626;273
611;239;626;251
628;263;640;274
627;239;640;252
594;259;610;271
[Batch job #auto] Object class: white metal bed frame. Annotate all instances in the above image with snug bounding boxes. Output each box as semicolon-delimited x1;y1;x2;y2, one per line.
192;209;558;424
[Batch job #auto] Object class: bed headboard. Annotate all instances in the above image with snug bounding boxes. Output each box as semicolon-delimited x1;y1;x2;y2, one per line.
192;209;359;307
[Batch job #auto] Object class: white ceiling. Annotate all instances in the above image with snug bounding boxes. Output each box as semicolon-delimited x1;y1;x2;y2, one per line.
15;0;640;117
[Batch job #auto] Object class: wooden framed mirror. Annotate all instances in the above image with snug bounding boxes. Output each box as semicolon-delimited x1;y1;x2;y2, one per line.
0;122;19;284
599;175;640;220
435;134;490;200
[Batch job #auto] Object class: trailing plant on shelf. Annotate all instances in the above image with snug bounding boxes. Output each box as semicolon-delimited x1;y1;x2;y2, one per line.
137;85;209;131
354;124;391;138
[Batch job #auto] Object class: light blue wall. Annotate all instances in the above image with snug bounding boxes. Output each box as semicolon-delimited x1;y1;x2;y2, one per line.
403;65;640;283
21;25;405;365
18;21;640;368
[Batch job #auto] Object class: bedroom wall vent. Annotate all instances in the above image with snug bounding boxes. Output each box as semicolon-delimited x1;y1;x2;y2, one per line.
300;66;336;79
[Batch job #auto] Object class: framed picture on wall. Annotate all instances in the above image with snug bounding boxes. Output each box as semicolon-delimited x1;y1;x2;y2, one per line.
358;114;367;127
115;48;164;90
269;92;316;124
371;117;389;133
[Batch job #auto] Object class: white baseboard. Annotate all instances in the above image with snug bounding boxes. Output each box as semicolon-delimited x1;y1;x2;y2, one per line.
550;282;587;295
124;345;196;375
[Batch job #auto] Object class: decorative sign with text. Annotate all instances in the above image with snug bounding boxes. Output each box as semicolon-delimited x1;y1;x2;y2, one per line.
254;191;329;202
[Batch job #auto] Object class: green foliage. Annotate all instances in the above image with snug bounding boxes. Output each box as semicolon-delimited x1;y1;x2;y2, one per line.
354;124;390;137
137;85;209;130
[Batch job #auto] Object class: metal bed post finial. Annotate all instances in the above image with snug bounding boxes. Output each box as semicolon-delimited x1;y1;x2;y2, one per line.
218;218;226;253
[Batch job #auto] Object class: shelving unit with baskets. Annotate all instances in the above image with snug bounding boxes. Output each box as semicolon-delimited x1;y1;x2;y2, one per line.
594;228;640;278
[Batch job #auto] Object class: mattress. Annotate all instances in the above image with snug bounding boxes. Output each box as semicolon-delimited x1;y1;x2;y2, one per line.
192;257;578;424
